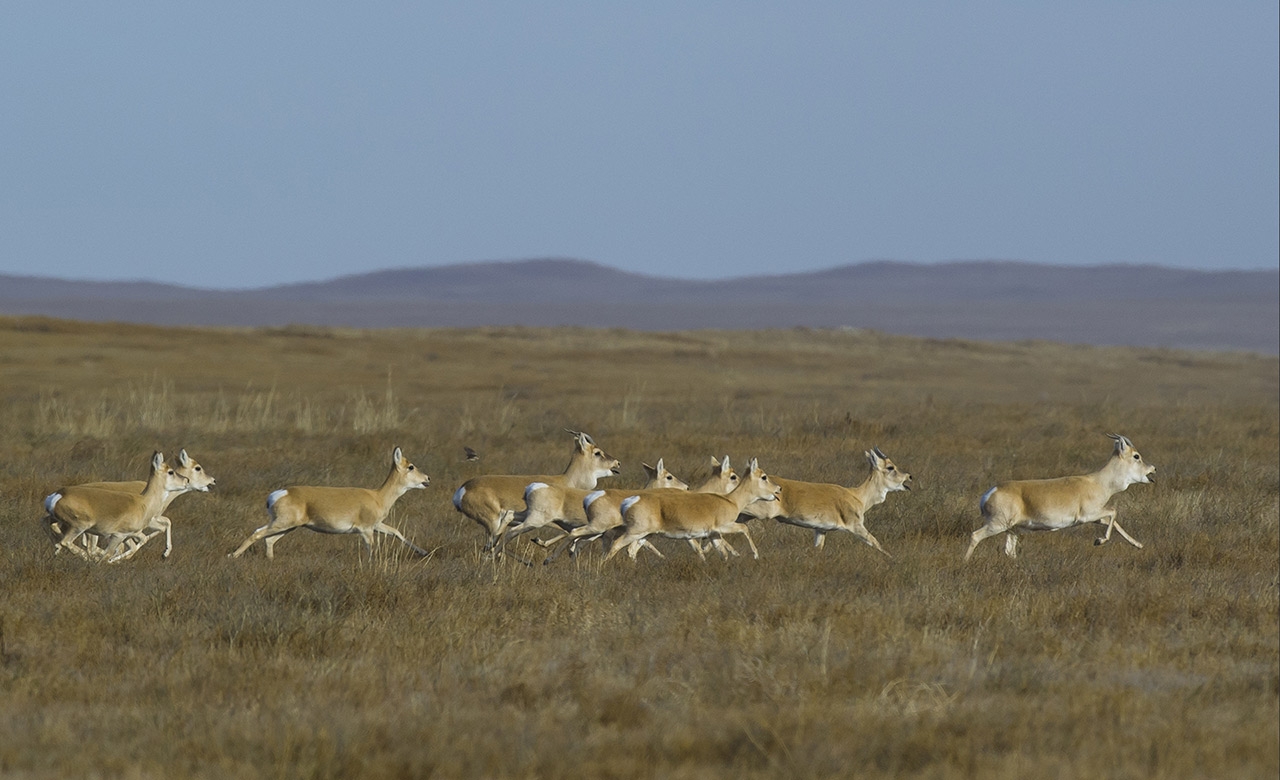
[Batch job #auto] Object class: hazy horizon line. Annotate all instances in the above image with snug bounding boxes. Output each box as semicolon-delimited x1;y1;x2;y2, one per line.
5;256;1278;293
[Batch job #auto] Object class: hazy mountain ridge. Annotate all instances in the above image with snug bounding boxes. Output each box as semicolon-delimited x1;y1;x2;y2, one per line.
1;259;1276;353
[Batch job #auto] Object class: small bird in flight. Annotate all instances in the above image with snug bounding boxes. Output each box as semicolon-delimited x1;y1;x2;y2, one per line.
463;446;480;462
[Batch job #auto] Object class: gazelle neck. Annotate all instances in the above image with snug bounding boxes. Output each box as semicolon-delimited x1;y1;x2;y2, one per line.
853;472;892;509
563;454;602;489
1095;456;1134;495
376;465;413;503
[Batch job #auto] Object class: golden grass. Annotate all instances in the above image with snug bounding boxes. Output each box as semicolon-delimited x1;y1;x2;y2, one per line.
0;316;1276;778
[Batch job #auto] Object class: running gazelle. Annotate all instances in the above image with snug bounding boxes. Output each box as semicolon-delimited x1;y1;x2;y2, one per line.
964;434;1155;561
228;446;431;559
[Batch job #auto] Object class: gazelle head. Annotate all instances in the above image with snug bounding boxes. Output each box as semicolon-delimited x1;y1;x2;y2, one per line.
566;429;622;478
1107;434;1155;486
392;446;431;490
742;458;782;503
150;452;190;493
175;449;216;492
642;459;690;490
866;446;912;492
698;455;739;493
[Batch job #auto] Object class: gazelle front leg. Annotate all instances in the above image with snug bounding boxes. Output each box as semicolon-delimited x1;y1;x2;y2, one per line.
849;523;890;558
373;522;431;556
1109;520;1143;549
1094;510;1143;549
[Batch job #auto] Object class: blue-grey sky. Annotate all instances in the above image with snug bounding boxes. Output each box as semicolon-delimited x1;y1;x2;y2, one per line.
3;2;1277;289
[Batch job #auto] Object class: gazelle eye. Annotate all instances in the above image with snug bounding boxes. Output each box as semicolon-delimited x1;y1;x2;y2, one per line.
195;466;202;471
408;464;415;470
887;465;895;471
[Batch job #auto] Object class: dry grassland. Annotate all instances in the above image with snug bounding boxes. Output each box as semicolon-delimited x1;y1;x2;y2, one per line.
0;316;1276;779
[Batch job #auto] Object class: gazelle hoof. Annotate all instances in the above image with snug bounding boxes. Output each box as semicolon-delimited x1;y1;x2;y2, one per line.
1094;538;1105;546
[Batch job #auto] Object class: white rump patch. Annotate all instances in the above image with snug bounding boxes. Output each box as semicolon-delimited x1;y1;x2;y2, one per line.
267;489;289;512
619;495;641;516
584;490;606;509
979;486;998;513
452;484;466;510
44;492;62;515
524;482;549;501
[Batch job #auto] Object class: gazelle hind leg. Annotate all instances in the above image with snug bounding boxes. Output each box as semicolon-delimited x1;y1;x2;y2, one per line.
604;532;645;562
231;523;296;559
54;526;93;560
965;522;1007;562
1004;533;1020;558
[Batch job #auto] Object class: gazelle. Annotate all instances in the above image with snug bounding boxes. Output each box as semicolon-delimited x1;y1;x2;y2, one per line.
497;458;688;555
452;430;620;551
45;449;217;561
740;447;912;556
228;447;431;559
555;454;743;563
964;434;1155;562
46;452;190;560
604;458;781;562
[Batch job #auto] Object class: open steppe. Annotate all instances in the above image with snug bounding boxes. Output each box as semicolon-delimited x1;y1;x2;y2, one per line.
0;316;1276;778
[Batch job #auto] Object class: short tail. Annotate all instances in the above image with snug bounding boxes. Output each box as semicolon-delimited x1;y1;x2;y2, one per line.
619;495;641;516
266;489;288;515
583;490;606;510
979;486;998;514
452;484;466;511
524;482;549;503
44;492;62;515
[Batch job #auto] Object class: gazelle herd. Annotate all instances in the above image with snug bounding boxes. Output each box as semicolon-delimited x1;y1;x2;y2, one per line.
39;430;1156;565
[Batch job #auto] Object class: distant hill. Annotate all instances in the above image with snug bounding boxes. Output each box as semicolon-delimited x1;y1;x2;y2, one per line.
1;259;1276;354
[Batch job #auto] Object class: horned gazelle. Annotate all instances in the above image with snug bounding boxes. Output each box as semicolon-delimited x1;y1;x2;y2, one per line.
605;458;781;562
964;434;1155;561
45;449;217;561
46;452;190;560
740;447;912;556
452;430;620;551
228;447;431;559
543;455;740;564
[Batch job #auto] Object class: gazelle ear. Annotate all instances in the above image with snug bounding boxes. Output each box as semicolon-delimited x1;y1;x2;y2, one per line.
720;455;731;472
642;461;657;479
865;450;877;468
654;458;665;472
152;451;165;470
393;446;404;464
748;457;760;474
178;449;191;467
